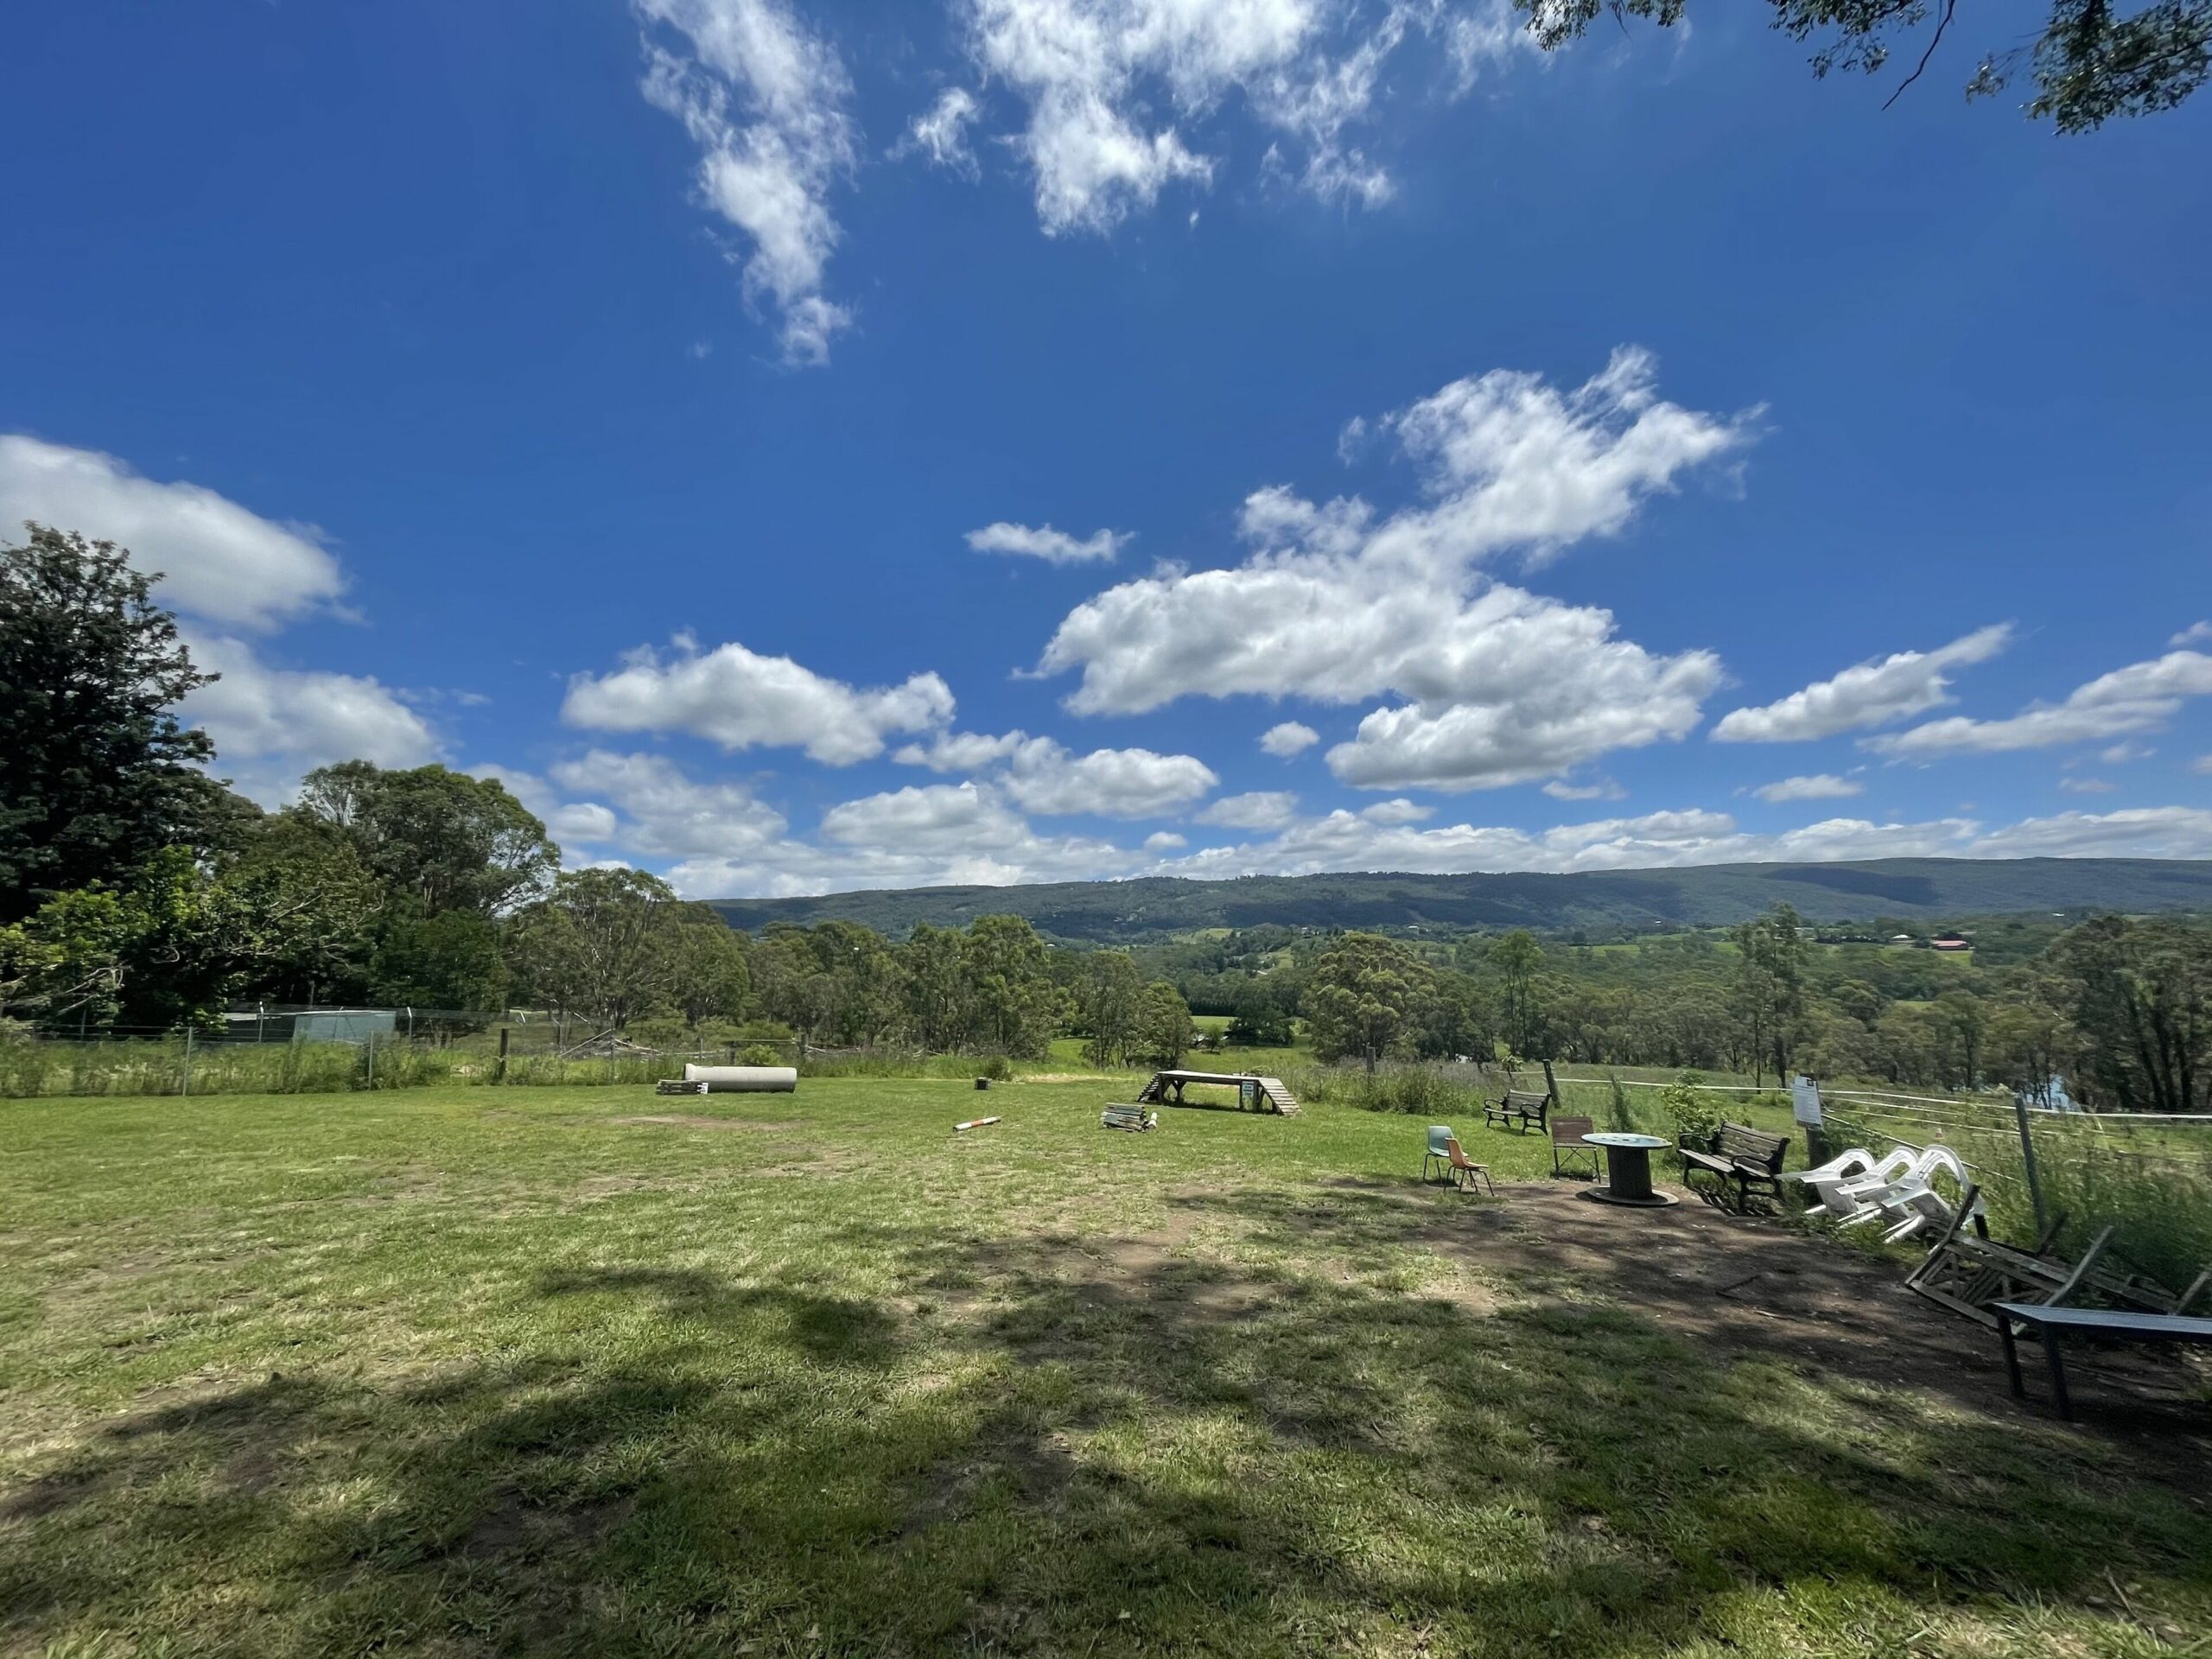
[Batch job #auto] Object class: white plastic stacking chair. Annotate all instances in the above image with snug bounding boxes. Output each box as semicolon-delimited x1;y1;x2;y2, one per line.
1873;1147;1979;1242
1789;1147;1876;1186
1811;1147;1919;1222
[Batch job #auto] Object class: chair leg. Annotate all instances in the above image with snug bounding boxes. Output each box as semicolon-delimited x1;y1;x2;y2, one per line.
1998;1313;2024;1399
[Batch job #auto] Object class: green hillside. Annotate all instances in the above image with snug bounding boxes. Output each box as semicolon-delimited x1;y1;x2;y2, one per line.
709;856;2212;942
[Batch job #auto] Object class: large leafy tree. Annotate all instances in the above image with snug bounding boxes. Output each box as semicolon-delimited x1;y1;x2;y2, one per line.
1;843;380;1029
295;761;556;918
510;868;685;1030
1733;904;1810;1085
898;923;970;1052
960;915;1063;1059
1517;1;2210;132
667;909;751;1032
1132;980;1196;1069
2049;915;2209;1113
1305;932;1433;1071
1077;950;1146;1068
0;524;232;920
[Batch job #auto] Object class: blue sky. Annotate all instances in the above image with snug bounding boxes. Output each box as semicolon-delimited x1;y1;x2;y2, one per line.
3;0;2209;898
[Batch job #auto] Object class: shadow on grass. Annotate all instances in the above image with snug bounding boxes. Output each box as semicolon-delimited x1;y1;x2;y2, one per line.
5;1181;2211;1656
534;1264;902;1368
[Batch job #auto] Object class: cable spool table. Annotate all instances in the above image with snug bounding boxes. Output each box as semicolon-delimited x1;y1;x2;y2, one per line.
1580;1132;1679;1208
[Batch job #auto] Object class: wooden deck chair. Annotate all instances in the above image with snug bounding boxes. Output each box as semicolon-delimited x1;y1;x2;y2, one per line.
1422;1124;1455;1185
1550;1115;1599;1179
1446;1135;1495;1197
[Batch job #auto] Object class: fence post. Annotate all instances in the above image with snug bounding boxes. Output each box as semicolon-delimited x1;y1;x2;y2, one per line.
365;1029;376;1090
181;1027;194;1096
497;1026;510;1084
2012;1092;2049;1236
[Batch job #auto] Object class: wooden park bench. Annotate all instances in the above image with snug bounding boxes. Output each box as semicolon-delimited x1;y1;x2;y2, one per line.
1484;1090;1552;1134
1679;1123;1789;1210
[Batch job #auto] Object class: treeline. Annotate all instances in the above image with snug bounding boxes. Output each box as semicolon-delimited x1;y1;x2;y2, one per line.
1286;909;2211;1116
3;522;2206;1110
0;747;1198;1064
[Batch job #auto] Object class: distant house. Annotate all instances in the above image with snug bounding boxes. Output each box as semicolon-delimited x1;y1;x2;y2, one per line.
1931;933;1972;952
1889;933;1916;945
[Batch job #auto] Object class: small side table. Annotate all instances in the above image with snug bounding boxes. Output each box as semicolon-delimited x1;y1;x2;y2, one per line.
1580;1132;1679;1208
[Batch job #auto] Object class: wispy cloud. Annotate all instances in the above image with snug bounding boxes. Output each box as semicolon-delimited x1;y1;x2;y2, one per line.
633;0;859;365
965;521;1130;563
1713;625;2012;743
1751;773;1863;803
1870;649;2212;759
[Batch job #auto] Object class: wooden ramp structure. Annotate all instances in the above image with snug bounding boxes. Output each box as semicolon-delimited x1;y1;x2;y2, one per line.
1136;1070;1300;1116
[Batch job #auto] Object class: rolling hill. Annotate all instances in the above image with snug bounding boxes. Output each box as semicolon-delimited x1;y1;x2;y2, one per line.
709;857;2212;943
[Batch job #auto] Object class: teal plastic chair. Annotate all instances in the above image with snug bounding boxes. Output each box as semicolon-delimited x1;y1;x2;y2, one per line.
1423;1124;1455;1185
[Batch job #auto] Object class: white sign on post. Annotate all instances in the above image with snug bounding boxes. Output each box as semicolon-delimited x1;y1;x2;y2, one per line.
1790;1075;1822;1126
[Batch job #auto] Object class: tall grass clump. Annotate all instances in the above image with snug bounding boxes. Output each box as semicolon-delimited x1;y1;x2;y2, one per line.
499;1052;689;1088
1288;1061;1495;1118
797;1050;1009;1081
0;1035;382;1097
1931;1117;2212;1294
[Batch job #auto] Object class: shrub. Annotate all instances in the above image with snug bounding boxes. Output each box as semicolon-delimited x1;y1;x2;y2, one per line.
736;1043;786;1066
1658;1071;1720;1147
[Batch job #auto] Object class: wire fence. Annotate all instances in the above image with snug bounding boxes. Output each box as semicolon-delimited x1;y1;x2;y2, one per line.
0;1007;816;1099
1812;1084;2212;1291
0;1005;1039;1098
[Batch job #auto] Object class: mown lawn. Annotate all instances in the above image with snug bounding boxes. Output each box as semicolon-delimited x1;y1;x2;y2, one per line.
3;1081;2208;1656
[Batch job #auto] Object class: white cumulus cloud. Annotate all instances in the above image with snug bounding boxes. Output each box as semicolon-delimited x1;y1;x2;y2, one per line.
469;765;624;852
894;729;1214;817
1038;350;1747;791
562;637;954;764
547;749;789;861
0;435;346;632
966;521;1131;563
1751;773;1863;804
1259;721;1320;758
1712;624;2012;743
634;0;859;365
1871;650;2212;760
183;634;440;805
1196;791;1301;831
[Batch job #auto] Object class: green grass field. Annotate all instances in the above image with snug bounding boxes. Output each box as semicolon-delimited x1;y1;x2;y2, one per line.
4;1081;2209;1656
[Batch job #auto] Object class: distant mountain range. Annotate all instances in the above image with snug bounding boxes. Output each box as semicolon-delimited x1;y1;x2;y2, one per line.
709;857;2212;943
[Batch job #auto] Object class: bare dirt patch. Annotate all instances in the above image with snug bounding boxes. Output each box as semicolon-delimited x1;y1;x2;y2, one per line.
1310;1178;2212;1473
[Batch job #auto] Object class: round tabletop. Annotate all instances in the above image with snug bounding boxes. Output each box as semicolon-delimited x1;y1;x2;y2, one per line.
1581;1132;1671;1150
